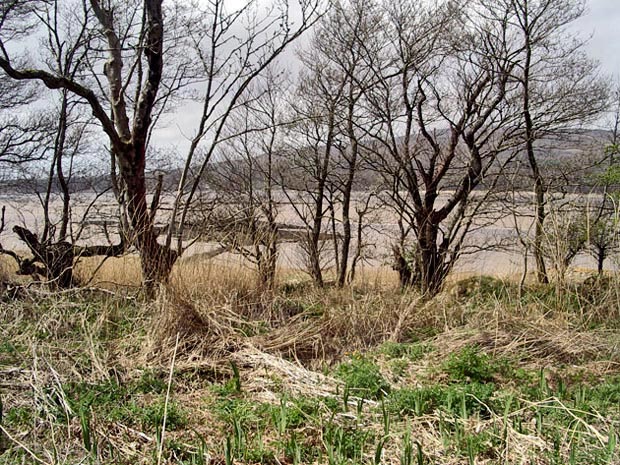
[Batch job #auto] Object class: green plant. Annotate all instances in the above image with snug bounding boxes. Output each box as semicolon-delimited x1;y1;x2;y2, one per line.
144;399;187;431
335;356;390;399
323;421;374;464
135;370;168;394
3;406;33;427
389;386;441;417
389;381;497;419
443;346;496;383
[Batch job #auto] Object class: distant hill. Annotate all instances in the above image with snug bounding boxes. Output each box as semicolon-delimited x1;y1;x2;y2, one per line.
0;128;613;196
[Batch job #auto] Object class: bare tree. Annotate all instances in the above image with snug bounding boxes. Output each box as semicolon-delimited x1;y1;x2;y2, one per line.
165;0;324;271
0;0;323;293
0;1;127;288
487;0;609;283
586;85;620;275
208;72;287;290
278;0;381;287
279;48;346;286
318;0;380;287
357;0;524;295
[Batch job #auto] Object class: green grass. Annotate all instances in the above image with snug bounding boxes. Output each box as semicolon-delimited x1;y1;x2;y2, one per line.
379;341;433;361
1;280;620;464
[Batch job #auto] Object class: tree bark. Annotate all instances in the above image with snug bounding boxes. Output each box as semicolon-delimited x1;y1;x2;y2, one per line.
12;225;126;289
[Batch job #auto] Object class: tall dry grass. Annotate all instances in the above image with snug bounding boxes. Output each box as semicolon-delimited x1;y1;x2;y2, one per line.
2;251;620;464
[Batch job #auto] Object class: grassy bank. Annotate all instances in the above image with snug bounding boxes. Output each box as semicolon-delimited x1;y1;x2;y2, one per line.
1;262;619;464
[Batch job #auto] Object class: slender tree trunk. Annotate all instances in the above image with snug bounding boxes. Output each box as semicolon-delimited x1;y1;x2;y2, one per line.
531;159;548;283
308;229;324;287
307;109;337;288
337;99;358;288
522;14;549;284
56;92;71;241
597;248;605;275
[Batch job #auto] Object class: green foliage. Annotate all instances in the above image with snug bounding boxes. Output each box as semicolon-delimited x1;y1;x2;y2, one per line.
62;378;187;431
443;346;497;383
3;406;33;427
213;397;262;427
105;398;187;431
165;437;210;465
388;386;442;417
388;358;410;378
389;382;496;418
0;341;21;367
135;370;168;394
323;421;375;463
66;379;129;416
272;396;320;430
335;355;391;399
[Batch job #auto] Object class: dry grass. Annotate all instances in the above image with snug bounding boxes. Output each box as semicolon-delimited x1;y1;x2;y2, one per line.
74;255;143;289
2;256;620;464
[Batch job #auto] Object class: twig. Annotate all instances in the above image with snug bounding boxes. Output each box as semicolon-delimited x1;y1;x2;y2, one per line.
157;332;179;465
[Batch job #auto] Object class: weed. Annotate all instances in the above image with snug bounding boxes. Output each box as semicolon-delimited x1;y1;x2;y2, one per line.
389;358;410;378
135;370;168;394
323;421;374;463
335;355;391;399
389;386;440;417
442;346;497;383
3;406;33;427
0;341;21;366
389;382;496;418
66;379;130;417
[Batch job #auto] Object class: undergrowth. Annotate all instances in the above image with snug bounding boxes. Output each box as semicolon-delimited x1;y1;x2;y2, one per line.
0;271;619;464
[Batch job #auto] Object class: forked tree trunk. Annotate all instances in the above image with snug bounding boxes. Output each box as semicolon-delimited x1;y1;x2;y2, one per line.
119;146;177;293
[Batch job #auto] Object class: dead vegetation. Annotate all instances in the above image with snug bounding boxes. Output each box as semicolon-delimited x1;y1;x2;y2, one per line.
1;257;620;464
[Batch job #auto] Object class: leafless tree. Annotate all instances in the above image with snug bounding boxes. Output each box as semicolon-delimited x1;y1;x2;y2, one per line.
0;1;127;288
356;0;524;295
318;0;381;287
165;0;325;273
207;71;288;290
0;0;324;293
486;0;609;283
279;82;338;286
278;0;381;287
585;85;620;275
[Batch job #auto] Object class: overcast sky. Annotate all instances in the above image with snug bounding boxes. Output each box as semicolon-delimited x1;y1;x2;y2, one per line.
577;0;620;77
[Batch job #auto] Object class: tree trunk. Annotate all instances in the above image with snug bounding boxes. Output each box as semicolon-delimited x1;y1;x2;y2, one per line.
308;238;324;288
597;248;606;275
337;96;359;288
532;171;548;284
12;225;126;289
257;232;278;291
417;219;446;296
522;16;549;285
119;146;177;293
